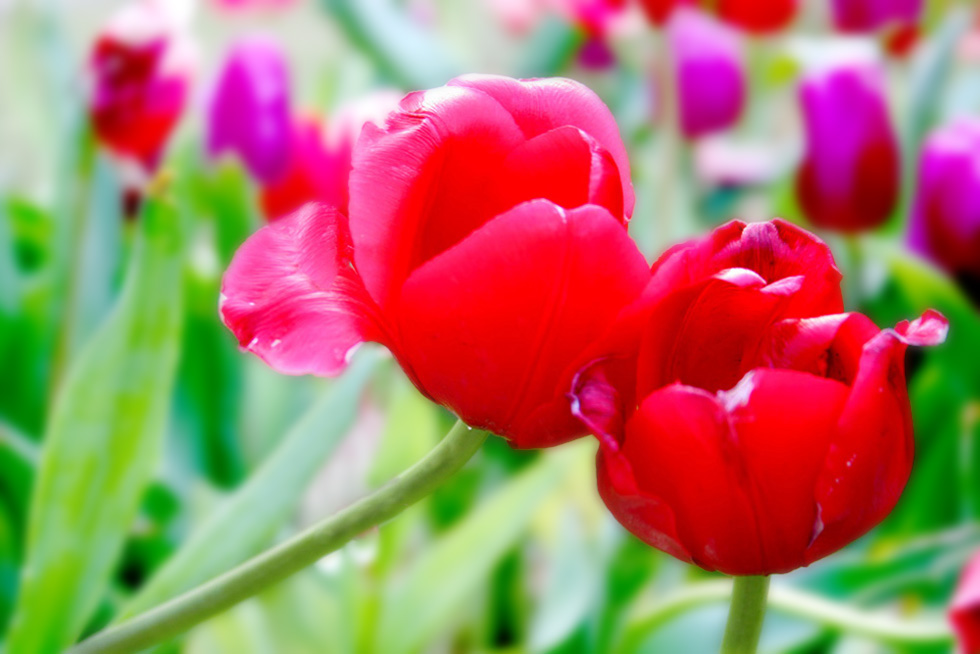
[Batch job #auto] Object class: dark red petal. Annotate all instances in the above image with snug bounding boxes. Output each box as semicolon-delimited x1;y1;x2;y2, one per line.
619;385;760;572
617;371;848;575
806;315;932;563
447;75;635;216
635;269;796;396
348;84;526;309
951;551;980;654
649;219;843;318
220;202;382;376
395;200;649;446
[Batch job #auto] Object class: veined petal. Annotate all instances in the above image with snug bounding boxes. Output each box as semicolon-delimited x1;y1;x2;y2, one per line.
219;202;382;377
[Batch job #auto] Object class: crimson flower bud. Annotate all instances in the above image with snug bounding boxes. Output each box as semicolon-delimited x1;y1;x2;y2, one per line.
638;0;797;34
908;119;980;299
796;64;901;232
952;550;980;654
88;0;194;173
571;220;948;575
207;36;292;184
221;75;647;448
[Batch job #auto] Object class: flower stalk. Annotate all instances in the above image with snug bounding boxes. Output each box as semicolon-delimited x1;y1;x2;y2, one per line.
68;420;489;654
722;575;770;653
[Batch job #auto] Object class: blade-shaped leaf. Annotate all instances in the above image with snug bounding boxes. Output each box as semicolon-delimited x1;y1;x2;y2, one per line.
117;348;385;621
5;197;184;654
374;445;575;654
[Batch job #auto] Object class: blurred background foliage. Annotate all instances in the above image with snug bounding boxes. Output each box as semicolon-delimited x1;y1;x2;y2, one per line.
0;0;979;652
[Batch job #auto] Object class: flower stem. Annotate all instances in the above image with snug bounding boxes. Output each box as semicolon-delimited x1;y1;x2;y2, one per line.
721;575;770;654
68;420;489;654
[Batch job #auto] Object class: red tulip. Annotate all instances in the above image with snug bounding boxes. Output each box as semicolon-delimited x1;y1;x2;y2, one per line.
637;0;797;34
952;550;980;654
88;0;194;173
796;63;901;232
571;220;948;575
221;75;645;448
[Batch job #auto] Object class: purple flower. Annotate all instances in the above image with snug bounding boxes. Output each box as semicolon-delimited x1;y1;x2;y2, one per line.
207;35;291;183
668;7;746;140
908;119;980;290
795;63;900;232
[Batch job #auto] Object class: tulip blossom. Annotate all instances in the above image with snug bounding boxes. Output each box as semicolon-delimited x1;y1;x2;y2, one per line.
796;63;900;232
222;75;644;448
951;550;980;654
637;0;797;34
830;0;922;34
908;119;980;298
88;0;195;173
207;36;292;184
259;91;402;221
570;220;948;575
668;8;746;140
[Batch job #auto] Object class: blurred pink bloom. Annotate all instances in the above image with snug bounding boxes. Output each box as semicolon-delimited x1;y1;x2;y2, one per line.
796;63;900;232
260;91;402;221
88;0;195;173
668;8;746;140
207;35;292;183
210;0;297;11
908;119;980;292
951;550;980;654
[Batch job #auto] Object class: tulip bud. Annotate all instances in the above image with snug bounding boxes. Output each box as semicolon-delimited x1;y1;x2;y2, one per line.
571;220;947;575
908;119;980;298
952;550;980;654
88;0;195;175
796;63;900;232
830;0;923;34
668;8;746;140
207;36;292;184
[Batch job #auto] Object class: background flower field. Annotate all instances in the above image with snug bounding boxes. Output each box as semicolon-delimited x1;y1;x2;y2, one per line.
1;0;979;652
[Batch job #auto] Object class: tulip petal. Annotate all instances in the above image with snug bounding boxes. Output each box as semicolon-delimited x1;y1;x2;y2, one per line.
807;310;947;563
219;202;381;377
496;125;625;224
396;200;649;446
650;219;843;318
616;371;848;575
349;84;527;308
448;74;635;215
634;269;794;396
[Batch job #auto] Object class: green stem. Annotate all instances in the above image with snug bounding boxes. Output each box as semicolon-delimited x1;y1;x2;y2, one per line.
721;576;770;654
68;420;489;654
620;579;952;653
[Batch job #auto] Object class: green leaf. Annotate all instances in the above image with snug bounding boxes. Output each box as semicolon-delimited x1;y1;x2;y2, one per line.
117;349;384;622
373;445;574;654
5;197;184;654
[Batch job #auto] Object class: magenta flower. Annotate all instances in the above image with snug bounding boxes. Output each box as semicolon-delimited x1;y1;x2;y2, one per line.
207;35;292;183
908;119;980;293
209;0;297;11
796;63;900;232
668;8;746;140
